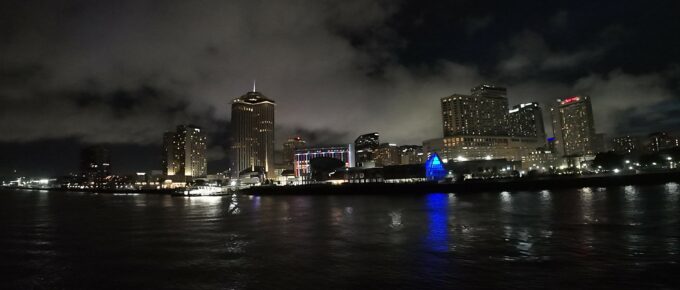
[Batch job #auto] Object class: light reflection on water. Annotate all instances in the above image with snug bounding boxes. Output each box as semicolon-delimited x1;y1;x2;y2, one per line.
1;184;679;289
425;193;448;253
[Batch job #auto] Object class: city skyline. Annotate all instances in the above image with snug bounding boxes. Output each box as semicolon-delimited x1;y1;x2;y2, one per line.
2;0;680;175
3;80;680;176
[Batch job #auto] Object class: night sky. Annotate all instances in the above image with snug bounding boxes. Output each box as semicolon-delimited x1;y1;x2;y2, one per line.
2;0;680;176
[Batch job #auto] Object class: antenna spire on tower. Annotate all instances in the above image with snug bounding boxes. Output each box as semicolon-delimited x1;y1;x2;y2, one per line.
253;79;257;92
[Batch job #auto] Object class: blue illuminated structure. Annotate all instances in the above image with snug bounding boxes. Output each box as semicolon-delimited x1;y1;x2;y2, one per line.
425;153;447;181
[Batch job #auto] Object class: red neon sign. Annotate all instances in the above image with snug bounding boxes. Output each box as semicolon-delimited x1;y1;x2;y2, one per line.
560;96;580;105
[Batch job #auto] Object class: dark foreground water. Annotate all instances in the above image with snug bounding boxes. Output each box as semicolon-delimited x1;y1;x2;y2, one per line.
1;185;679;289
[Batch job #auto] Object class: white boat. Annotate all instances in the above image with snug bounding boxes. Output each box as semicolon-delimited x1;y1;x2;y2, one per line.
182;185;225;196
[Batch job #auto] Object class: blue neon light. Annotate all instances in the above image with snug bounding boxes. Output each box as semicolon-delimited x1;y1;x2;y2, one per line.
425;153;447;181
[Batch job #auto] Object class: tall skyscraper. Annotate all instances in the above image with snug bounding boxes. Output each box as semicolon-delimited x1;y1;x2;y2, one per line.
230;89;275;178
508;102;546;142
283;136;306;166
163;125;207;177
354;132;380;167
441;84;509;137
550;96;596;156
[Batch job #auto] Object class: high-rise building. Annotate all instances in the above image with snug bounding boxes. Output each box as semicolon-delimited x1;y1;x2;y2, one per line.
230;89;275;178
162;125;207;177
80;145;111;185
441;84;509;137
470;84;509;136
283;137;306;166
293;144;355;177
611;135;641;154
399;145;424;165
162;132;180;175
550;96;596;156
375;143;401;167
354;132;380;167
508;102;546;142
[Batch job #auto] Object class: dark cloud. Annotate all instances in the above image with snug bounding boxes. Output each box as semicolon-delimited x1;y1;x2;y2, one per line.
1;0;679;175
464;15;494;35
550;11;569;29
614;99;680;135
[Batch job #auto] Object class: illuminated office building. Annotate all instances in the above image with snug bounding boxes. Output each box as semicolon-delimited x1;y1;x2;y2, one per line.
230;88;275;178
550;96;596;156
163;125;207;177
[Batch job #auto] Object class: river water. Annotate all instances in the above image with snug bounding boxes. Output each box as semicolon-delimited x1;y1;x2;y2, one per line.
1;184;679;289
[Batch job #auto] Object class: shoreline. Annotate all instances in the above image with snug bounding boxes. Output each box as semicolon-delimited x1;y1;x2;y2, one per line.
241;171;680;195
4;171;679;196
0;187;190;195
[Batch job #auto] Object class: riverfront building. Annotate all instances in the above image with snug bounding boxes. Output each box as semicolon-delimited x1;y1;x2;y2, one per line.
423;135;544;163
293;144;355;177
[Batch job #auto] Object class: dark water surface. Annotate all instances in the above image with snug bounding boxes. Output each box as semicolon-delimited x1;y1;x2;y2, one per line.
1;185;679;289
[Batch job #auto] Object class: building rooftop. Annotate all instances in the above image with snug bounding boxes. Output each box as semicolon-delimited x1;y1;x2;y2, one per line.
233;91;275;105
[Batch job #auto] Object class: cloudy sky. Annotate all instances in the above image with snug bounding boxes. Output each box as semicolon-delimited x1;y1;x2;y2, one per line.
1;0;679;175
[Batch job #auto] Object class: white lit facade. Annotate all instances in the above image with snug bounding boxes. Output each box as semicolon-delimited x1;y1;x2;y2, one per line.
293;144;355;177
163;125;207;177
